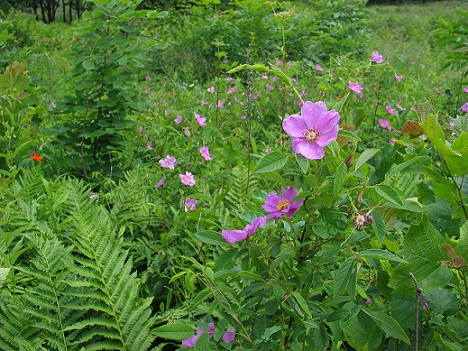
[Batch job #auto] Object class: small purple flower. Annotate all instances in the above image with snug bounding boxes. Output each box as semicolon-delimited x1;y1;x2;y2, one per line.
315;65;324;71
145;75;151;80
185;198;198;212
463;86;468;93
89;193;99;200
286;61;293;66
226;77;233;82
201;99;209;105
181;323;215;348
222;329;236;343
385;105;398;115
228;87;235;94
180;172;196;186
216;100;224;108
395;73;403;82
462;103;468;113
195;114;206;127
222;217;267;243
174;115;183;124
379;119;392;130
262;74;268;80
282;101;340;160
271;76;279;82
371;51;383;63
51;101;57;109
365;299;372;305
266;84;274;91
262;187;303;220
146;141;153;149
207;86;215;93
155;178;165;188
159;155;176;170
435;87;441;94
200;146;212;161
396;103;405;111
348;81;363;94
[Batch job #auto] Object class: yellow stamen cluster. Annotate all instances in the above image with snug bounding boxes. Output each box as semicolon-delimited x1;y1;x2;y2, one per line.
276;199;290;211
305;130;318;142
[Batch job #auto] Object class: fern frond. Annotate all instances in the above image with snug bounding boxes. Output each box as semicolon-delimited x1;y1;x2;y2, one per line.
65;204;156;351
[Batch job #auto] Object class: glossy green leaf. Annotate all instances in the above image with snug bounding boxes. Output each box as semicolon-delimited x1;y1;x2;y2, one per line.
254;151;288;174
353;148;379;173
362;309;410;344
195;230;227;246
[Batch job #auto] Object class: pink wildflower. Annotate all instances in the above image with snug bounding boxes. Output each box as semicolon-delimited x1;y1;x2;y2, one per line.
348;81;363;94
371;51;383;63
395;73;403;82
266;84;273;91
463;86;468;93
155;178;165;188
184;198;198;212
282;101;340;160
216;101;224;108
315;65;324;71
222;329;236;343
207;86;215;93
179;172;196;186
462;103;468;113
228;87;235;94
226;76;233;82
174;115;183;124
195;114;206;127
222;217;267;243
159;155;176;170
379;119;392;130
386;105;398;115
199;146;212;161
262;187;303;220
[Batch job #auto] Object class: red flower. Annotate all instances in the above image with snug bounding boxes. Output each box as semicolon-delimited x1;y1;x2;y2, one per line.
30;153;43;162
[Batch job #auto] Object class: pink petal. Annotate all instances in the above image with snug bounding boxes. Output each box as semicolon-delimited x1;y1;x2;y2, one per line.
316;110;340;133
244;216;267;235
262;193;282;212
296;141;325;160
316;125;339;147
283;114;307;137
301;101;328;130
281;187;299;201
290;138;308;155
222;329;236;343
222;230;248;243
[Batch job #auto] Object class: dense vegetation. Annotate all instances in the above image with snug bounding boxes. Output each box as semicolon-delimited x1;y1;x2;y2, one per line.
1;0;468;350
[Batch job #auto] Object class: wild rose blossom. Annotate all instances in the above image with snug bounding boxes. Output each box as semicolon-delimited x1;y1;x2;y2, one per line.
207;86;215;93
195;114;206;127
315;65;324;71
262;187;302;220
155;178;165;188
184;198;198;212
386;105;398;115
181;323;215;348
199;146;212;161
348;81;363;94
463;86;468;93
282;101;340;160
379;119;392;130
222;217;267;243
159;155;176;170
462;103;468;113
371;51;383;63
395;73;403;82
174;115;183;124
180;172;196;186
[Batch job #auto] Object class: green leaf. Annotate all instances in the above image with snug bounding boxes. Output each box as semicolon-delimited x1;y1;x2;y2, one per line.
375;184;403;206
386;155;429;179
152;322;194;341
292;291;312;319
195;230;227;246
254;151;288;174
333;92;350;112
338;128;361;142
0;267;10;284
82;60;95;70
295;154;309;174
371;209;386;243
362;309;410;344
458;221;468;262
359;249;406;263
353;149;379;173
334;257;355;297
333;162;347;195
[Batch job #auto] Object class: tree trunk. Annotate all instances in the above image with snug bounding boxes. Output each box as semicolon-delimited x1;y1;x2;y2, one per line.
76;0;81;19
62;0;66;22
69;0;72;22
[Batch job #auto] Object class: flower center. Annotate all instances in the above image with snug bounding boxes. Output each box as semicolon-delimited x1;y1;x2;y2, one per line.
276;199;290;211
305;129;318;142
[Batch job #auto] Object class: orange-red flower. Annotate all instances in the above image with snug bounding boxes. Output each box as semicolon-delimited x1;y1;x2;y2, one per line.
30;153;43;162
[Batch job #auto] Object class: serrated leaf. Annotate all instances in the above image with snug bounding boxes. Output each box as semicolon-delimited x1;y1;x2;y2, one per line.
334;257;355;297
254;151;288;174
295;154;309;174
333;162;347;195
292;291;312;319
195;230;227;246
359;249;406;263
353;149;379;173
371;209;386;243
386;155;429;179
362;309;410;344
152;322;194;341
375;184;403;206
338;128;361;142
